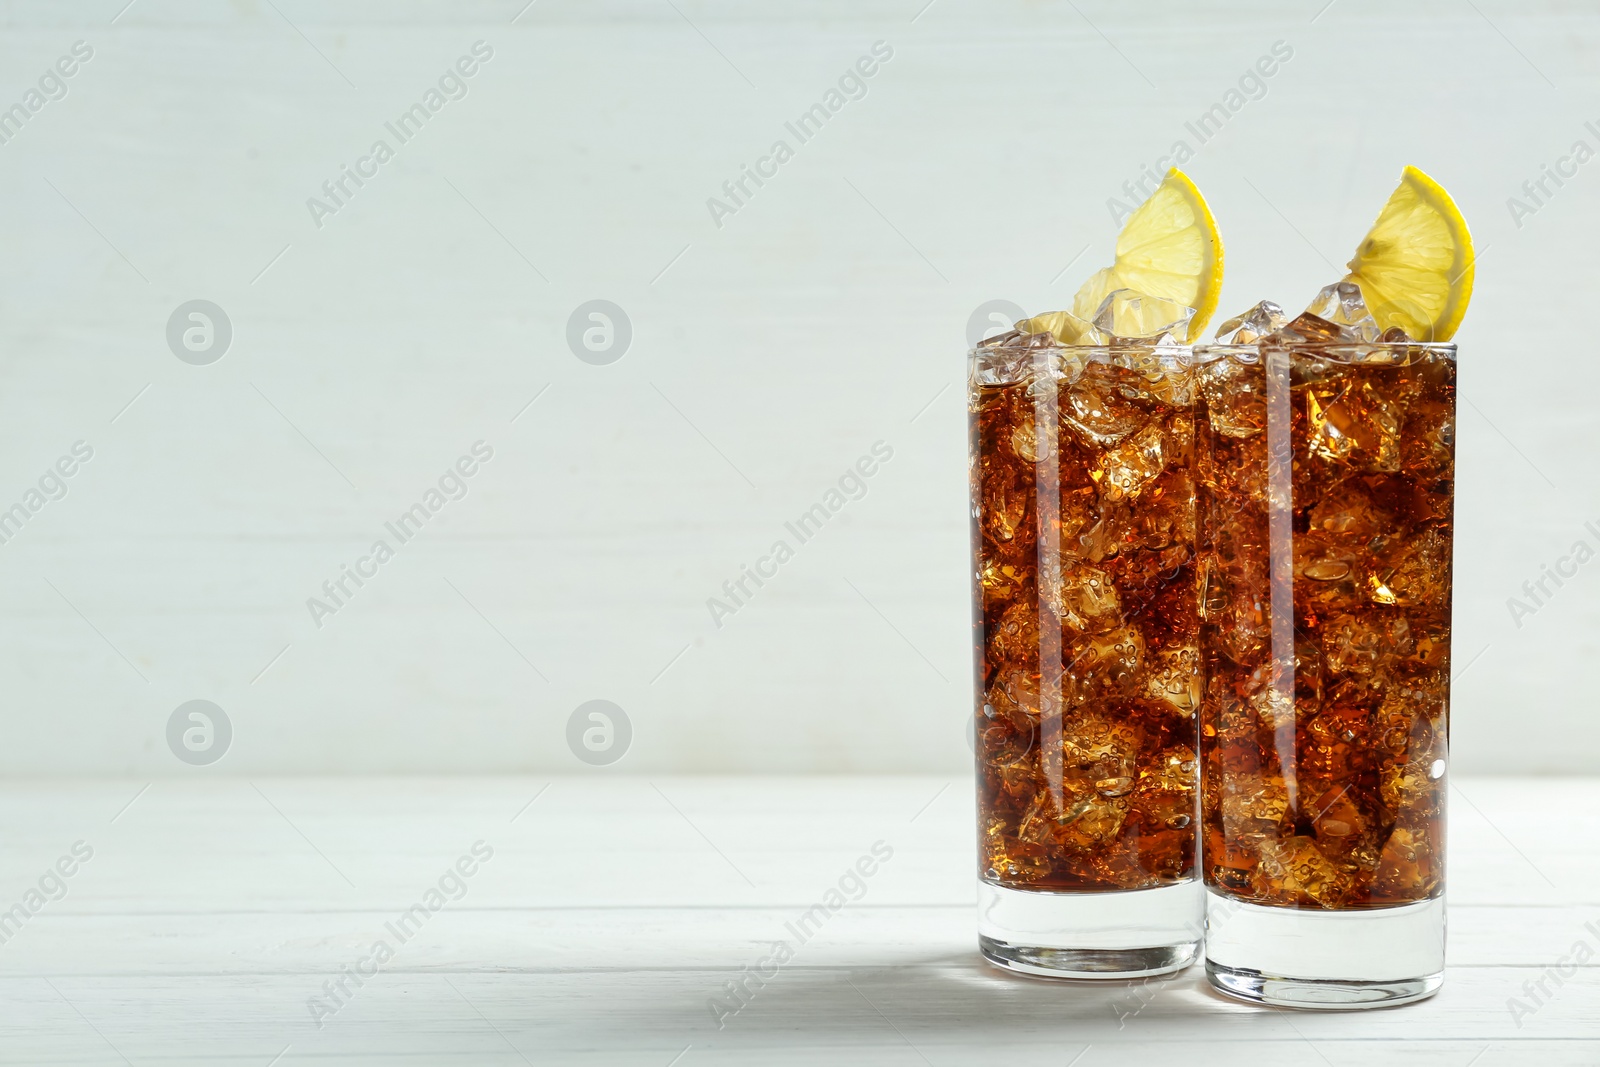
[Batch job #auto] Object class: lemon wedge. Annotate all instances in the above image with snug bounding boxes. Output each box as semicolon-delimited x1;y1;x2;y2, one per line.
1344;165;1473;342
1067;169;1225;343
1019;171;1222;344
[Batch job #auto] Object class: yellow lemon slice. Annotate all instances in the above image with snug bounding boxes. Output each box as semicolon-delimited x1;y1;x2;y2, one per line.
1014;309;1095;345
1344;165;1474;342
1075;169;1224;342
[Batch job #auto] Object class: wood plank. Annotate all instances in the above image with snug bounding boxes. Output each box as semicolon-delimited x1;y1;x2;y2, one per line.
2;903;1598;975
0;775;1596;1063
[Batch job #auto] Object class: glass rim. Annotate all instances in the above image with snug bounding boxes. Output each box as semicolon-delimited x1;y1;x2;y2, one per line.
1193;340;1457;356
966;342;1195;357
968;340;1458;358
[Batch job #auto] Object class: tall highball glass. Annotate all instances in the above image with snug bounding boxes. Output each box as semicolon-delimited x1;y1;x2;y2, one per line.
970;336;1204;979
1193;337;1455;1008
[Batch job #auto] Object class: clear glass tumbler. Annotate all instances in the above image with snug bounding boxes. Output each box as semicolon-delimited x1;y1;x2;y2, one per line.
1193;338;1456;1008
969;336;1204;979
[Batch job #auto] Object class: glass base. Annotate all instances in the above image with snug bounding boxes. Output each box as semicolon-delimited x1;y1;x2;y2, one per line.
977;879;1203;979
981;936;1199;979
1204;890;1445;1009
1206;962;1442;1009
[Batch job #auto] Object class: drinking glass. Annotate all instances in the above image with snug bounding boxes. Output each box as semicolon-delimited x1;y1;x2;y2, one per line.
970;336;1204;979
1193;337;1455;1007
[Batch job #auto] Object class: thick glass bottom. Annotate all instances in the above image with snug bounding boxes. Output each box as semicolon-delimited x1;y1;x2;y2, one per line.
1206;962;1442;1009
981;936;1199;979
976;879;1202;979
1204;890;1445;1009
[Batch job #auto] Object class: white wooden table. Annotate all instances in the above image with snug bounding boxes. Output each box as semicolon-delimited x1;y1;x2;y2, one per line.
2;776;1594;1065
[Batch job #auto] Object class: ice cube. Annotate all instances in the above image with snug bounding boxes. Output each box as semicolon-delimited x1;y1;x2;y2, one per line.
1257;835;1350;906
987;601;1040;670
1390;688;1446;764
1124;746;1195;838
977;329;1056;350
1112;545;1193;608
1009;423;1041;463
1306;375;1403;472
1092;289;1195;343
1401;395;1455;474
1371;528;1452;609
1214;300;1289;344
1027;790;1129;851
1056;486;1100;554
1016;310;1106;346
1406;632;1451;679
1201;553;1270;665
979;474;1029;542
970;346;1030;386
1308;477;1393;539
1197;355;1266;438
1219;772;1289;831
1302;694;1372;792
1059;362;1149;448
1064;624;1146;695
1072;502;1137;563
1276;312;1350;344
991;758;1041;804
1380;745;1443;815
985;664;1040;718
977;556;1026;612
1293;535;1364;615
1284;281;1382;342
1144;645;1201;715
1250;681;1296;731
1373;822;1440;901
1015;743;1138;852
1044;562;1122;636
1096;423;1169;502
1131;465;1196;549
976;699;1037;769
1309;786;1368;842
1058;710;1141;780
1133;346;1196;407
1322;612;1412;676
983;828;1052;883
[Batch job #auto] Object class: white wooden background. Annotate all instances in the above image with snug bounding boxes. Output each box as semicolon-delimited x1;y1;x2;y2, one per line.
0;775;1595;1064
0;0;1597;774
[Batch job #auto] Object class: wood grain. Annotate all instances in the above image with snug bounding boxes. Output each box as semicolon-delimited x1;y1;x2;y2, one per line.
0;774;1594;1064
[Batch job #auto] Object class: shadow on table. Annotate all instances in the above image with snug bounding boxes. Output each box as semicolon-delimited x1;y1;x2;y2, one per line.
471;949;1300;1052
698;951;1247;1038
